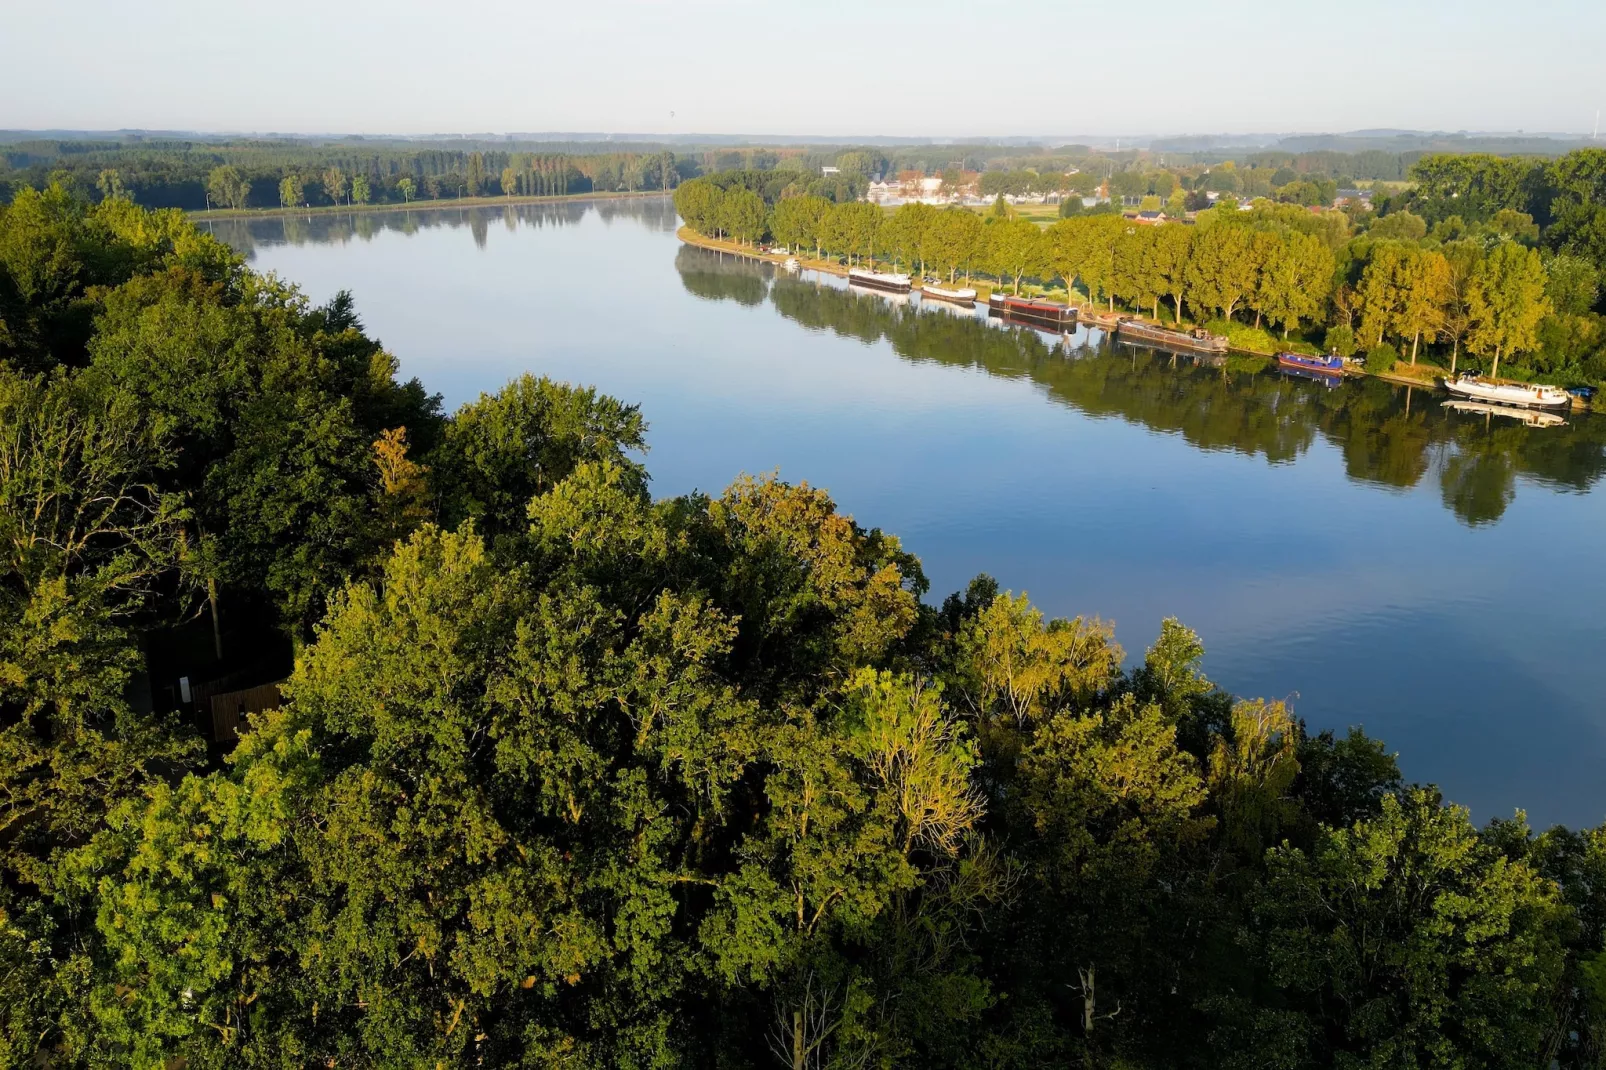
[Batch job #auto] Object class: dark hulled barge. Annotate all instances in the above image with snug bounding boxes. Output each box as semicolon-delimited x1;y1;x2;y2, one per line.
988;293;1077;329
1114;319;1228;355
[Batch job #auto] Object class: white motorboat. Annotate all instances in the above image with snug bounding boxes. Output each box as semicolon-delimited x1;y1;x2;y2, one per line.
921;284;978;305
846;267;912;293
1443;374;1571;410
1442;400;1566;428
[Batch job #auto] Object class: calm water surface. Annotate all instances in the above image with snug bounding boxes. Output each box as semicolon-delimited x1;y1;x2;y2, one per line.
204;198;1606;828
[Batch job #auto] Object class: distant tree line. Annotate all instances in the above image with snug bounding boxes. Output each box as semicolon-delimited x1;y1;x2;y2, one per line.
0;139;690;211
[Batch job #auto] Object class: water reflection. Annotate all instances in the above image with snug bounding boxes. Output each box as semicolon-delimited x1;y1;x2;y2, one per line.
200;195;678;261
673;248;1606;529
220;202;1606;825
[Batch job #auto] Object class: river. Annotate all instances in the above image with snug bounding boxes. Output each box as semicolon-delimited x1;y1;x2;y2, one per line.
201;196;1606;828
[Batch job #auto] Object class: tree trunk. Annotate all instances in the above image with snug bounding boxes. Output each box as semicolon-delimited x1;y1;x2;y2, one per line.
1174;293;1184;324
1153;296;1160;320
1411;330;1419;365
1080;965;1096;1036
793;1010;805;1070
1492;346;1502;380
1450;338;1459;377
208;577;224;661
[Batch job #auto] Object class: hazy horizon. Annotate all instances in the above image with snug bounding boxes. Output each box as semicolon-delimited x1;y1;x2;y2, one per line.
1;127;1599;147
7;0;1604;139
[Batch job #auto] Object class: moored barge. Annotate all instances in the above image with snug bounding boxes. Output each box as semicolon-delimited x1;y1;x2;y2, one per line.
921;284;978;306
847;267;913;293
1443;374;1571;410
988;292;1077;328
1276;351;1345;375
1115;319;1228;355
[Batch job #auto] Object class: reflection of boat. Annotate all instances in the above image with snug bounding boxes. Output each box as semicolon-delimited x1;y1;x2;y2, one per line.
1443;400;1566;428
921;284;978;306
988;292;1076;327
1115;319;1228;354
1277;351;1345;375
1443;374;1570;409
847;267;912;293
848;282;909;306
1279;366;1343;387
783;257;800;273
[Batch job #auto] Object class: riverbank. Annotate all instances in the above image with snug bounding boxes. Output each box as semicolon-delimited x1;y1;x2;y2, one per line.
675;228;1594;407
191;189;668;221
677;225;1003;299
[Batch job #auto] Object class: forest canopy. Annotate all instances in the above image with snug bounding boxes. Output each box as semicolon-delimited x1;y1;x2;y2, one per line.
3;189;1606;1069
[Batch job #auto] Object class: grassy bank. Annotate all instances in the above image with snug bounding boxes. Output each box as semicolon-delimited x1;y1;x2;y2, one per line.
190;189;667;220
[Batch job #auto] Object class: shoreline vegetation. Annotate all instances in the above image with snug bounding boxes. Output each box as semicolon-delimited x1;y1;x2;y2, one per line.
673;226;1584;403
3;172;1606;1067
189;188;666;220
674;157;1606;400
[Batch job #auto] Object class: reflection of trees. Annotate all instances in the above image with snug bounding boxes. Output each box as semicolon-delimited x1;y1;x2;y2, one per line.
207;196;664;260
752;271;1606;527
1439;446;1517;526
675;246;769;306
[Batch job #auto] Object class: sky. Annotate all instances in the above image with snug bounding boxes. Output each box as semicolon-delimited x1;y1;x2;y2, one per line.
4;0;1604;139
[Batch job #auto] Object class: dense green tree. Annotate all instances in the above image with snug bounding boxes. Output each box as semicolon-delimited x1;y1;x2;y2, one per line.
922;207;983;283
983;218;1048;295
720;187;768;247
881;202;935;273
206;165;249;211
674;177;722;237
1149;223;1193;322
1253;230;1336;339
0;367;203;1062
322;166;345;208
1468;241;1551;378
278;173;303;209
1186;221;1258;321
429;373;647;541
1259;790;1569;1068
770;194;830;258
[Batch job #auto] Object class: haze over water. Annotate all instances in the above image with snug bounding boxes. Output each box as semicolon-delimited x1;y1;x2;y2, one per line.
204;197;1606;828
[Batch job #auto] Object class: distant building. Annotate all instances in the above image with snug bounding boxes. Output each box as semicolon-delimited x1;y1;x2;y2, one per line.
1127;210;1167;225
1333;188;1374;208
821;165;840;176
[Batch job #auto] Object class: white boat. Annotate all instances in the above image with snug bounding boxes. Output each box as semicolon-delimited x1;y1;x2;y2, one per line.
1442;400;1566;428
846;267;912;293
1443;374;1570;410
921;284;978;305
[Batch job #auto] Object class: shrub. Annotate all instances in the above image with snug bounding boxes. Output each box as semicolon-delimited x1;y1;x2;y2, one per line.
1325;325;1357;357
1364;343;1399;373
